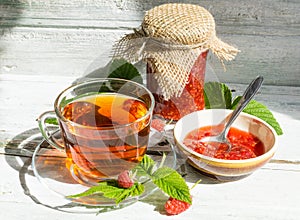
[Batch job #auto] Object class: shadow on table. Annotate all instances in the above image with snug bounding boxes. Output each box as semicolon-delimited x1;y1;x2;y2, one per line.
4;127;226;215
3;128;171;214
4;128;126;214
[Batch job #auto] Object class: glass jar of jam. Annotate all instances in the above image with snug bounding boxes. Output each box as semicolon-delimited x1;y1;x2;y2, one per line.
113;3;239;121
147;50;208;121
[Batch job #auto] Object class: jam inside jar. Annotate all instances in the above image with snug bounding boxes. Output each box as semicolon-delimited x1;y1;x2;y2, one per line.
147;50;208;121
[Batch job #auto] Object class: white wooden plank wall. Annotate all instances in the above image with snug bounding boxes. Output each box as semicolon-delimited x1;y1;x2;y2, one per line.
1;0;299;85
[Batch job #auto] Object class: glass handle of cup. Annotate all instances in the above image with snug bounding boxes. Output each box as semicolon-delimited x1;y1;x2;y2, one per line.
37;111;64;151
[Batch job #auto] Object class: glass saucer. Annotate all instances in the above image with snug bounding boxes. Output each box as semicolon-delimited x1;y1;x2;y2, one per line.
31;131;178;209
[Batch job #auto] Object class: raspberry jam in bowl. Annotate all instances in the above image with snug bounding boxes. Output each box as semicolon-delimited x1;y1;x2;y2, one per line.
173;109;278;181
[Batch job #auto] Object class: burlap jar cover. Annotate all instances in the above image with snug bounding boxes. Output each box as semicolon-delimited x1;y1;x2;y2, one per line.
113;3;239;120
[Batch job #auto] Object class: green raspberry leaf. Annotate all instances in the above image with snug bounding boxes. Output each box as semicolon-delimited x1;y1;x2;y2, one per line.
232;97;283;135
67;181;144;204
107;58;143;84
204;82;232;109
151;167;191;204
78;58;143;84
133;155;192;204
134;154;157;176
114;183;145;204
67;181;120;198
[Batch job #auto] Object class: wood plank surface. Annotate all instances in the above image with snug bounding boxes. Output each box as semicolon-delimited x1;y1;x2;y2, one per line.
0;152;299;220
1;0;299;85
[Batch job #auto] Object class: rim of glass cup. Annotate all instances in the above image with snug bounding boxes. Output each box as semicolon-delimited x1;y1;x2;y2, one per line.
53;78;155;129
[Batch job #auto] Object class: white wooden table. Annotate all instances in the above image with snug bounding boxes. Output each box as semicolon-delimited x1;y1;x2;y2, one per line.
1;74;299;220
1;0;300;219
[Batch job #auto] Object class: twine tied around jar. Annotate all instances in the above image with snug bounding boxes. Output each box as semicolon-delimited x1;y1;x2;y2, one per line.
112;3;240;100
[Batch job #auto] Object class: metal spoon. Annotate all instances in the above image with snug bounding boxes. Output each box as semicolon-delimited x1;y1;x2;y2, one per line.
200;76;264;151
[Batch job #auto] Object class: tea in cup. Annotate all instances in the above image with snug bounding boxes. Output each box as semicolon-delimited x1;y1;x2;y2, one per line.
37;78;155;185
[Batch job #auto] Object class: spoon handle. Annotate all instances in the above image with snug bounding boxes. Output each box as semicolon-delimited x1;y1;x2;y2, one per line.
223;76;264;136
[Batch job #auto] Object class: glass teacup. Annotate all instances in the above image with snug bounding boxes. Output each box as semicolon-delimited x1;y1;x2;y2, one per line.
37;78;155;185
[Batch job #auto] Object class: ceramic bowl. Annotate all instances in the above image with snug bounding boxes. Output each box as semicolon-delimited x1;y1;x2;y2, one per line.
173;109;278;181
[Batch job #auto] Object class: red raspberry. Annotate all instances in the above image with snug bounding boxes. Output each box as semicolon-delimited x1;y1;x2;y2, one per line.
151;118;166;132
165;197;192;215
117;170;134;188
